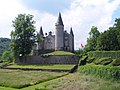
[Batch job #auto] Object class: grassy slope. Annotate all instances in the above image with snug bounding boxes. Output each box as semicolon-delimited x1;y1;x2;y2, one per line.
0;65;120;90
47;51;75;55
26;72;120;90
5;64;75;70
0;69;67;89
78;64;120;80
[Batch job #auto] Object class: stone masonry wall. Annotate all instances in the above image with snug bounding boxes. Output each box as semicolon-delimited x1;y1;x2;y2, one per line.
15;55;80;64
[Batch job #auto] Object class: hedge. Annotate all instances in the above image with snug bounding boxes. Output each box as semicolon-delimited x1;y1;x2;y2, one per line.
94;57;113;65
88;51;120;59
78;65;120;80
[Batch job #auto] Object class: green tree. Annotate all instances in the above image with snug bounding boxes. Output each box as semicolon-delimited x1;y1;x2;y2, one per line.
74;48;84;55
84;26;100;52
1;51;14;62
11;14;36;57
97;18;120;50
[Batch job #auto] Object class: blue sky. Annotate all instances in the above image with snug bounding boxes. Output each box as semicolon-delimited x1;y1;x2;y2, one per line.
0;0;120;49
21;0;72;15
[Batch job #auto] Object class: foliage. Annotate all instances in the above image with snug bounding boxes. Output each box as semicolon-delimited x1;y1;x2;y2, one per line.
88;51;120;59
94;57;113;65
79;55;88;65
84;26;100;53
0;38;10;57
112;58;120;66
1;51;14;62
97;18;120;50
74;48;84;55
0;69;66;89
86;57;95;63
47;51;75;55
11;14;36;57
78;65;120;80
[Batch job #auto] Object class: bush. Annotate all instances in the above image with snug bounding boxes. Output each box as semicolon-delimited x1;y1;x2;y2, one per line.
94;57;113;65
86;57;95;63
88;51;120;59
79;55;88;65
78;65;120;80
112;58;120;66
1;51;14;62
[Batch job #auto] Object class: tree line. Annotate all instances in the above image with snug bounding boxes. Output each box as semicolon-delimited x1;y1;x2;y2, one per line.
84;18;120;53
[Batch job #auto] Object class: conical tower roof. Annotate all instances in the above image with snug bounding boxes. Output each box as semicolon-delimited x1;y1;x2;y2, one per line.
70;27;74;36
55;12;64;26
39;26;44;36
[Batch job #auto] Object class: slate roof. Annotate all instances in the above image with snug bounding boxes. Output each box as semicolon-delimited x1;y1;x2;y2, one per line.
39;26;44;36
70;27;74;36
55;12;64;26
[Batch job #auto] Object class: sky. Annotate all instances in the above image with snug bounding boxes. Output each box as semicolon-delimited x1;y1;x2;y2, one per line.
0;0;120;49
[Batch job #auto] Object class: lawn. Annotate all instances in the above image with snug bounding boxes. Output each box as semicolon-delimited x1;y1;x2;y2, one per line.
0;69;67;89
5;64;75;70
0;69;120;90
47;51;75;55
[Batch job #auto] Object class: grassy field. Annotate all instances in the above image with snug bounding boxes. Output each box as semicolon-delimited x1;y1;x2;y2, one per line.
0;69;120;90
0;69;67;89
25;73;120;90
47;51;75;55
5;64;75;70
0;65;120;90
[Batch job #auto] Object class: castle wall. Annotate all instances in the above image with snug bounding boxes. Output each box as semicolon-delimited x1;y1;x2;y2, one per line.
69;34;74;52
44;35;55;50
15;55;80;64
64;31;70;51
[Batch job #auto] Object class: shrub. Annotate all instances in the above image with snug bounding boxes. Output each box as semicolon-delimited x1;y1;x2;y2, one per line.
88;51;120;59
79;55;88;65
86;57;95;63
112;58;120;66
1;51;14;62
78;65;120;80
94;57;113;65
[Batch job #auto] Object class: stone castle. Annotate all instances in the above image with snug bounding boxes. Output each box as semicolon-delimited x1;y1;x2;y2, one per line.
36;13;74;52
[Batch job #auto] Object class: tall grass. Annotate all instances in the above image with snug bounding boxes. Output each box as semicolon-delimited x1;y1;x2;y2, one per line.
78;65;120;80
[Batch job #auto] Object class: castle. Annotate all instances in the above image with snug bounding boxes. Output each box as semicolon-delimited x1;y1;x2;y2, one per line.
36;13;74;52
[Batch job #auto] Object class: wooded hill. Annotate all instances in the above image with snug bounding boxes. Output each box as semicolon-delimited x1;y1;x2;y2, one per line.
0;38;10;56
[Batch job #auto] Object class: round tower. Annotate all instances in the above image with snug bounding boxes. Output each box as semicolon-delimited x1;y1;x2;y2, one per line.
55;12;64;51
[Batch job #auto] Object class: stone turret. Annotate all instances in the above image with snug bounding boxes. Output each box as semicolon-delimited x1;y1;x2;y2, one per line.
69;27;74;52
39;26;44;37
38;26;44;50
55;12;64;51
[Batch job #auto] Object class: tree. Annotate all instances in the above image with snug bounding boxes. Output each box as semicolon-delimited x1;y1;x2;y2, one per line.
97;18;120;50
84;26;100;52
74;48;84;55
11;14;36;57
1;51;14;62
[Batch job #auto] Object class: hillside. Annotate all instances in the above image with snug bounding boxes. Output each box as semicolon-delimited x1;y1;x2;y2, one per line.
0;38;11;56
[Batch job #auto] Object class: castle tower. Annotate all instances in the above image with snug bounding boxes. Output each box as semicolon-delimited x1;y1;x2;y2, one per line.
39;26;44;37
69;27;74;52
55;12;64;51
38;26;44;50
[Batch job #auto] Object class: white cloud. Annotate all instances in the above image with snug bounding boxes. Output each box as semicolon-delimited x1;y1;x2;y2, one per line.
62;0;120;49
0;0;40;38
0;0;120;49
